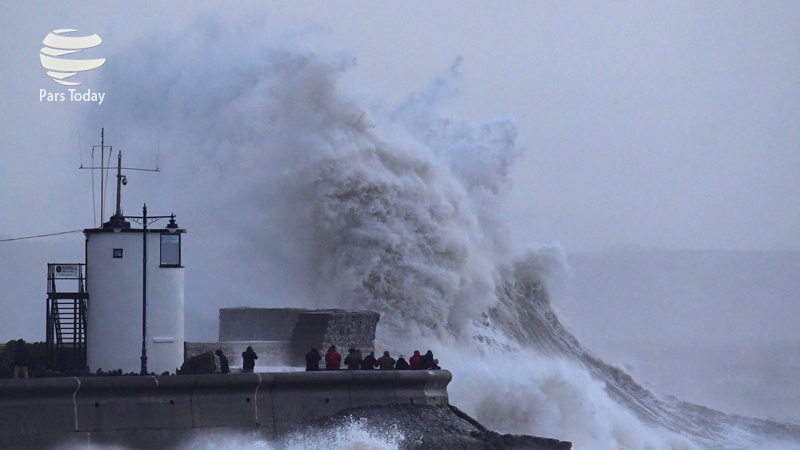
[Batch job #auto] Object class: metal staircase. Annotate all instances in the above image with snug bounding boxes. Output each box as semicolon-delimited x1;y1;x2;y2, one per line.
46;263;88;372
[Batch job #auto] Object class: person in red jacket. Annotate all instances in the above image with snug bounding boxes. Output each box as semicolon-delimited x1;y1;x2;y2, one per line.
325;345;342;370
409;350;422;370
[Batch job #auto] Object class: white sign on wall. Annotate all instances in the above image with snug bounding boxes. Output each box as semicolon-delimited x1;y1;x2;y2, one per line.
55;264;80;278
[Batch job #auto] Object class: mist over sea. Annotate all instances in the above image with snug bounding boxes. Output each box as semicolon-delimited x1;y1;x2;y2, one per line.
597;338;800;424
556;249;800;426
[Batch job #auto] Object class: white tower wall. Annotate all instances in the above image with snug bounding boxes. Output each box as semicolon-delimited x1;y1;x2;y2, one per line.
85;228;185;374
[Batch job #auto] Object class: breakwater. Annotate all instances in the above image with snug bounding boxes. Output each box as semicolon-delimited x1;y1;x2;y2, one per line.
0;370;450;449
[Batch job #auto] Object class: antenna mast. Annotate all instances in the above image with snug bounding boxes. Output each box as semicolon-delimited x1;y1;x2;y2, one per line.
99;128;111;225
80;129;160;228
114;151;125;217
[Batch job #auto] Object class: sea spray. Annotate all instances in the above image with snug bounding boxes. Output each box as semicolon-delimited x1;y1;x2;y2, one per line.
442;347;699;450
278;417;405;450
54;421;403;450
171;419;403;450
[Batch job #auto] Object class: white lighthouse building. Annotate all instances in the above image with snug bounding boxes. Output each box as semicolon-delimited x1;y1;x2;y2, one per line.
83;151;186;374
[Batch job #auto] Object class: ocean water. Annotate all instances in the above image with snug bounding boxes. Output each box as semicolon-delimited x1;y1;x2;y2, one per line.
84;19;800;450
593;338;800;425
556;250;800;428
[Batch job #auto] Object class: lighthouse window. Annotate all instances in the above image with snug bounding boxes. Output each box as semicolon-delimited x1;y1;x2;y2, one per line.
113;248;123;258
160;233;181;267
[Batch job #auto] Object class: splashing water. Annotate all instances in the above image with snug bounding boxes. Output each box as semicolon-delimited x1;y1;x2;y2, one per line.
171;418;404;450
54;419;404;450
279;417;405;450
92;18;800;450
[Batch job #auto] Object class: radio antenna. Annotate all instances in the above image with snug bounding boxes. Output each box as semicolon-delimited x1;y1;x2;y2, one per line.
80;129;159;227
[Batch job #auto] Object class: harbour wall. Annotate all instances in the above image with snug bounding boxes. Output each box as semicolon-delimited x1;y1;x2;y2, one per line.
0;370;450;449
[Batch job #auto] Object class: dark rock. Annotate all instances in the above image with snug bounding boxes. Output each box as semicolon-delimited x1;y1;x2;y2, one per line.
285;403;571;450
178;351;216;374
446;405;571;450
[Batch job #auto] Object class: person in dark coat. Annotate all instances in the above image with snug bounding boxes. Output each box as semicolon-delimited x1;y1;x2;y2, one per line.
360;351;377;370
215;349;230;374
343;347;362;370
421;350;435;370
325;345;342;370
305;347;322;371
241;346;258;373
395;355;410;370
13;339;30;379
409;350;422;370
376;351;396;370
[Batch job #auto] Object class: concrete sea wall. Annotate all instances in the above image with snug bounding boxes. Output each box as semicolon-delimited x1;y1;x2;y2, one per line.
0;370;450;449
219;308;303;342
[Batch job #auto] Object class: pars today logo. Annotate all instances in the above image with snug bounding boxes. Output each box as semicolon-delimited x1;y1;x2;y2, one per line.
39;29;107;105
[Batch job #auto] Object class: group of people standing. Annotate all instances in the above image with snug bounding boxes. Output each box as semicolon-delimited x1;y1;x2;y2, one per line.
305;346;440;371
212;344;442;373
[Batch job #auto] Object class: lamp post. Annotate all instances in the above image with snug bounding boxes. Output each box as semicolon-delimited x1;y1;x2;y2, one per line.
110;204;179;375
